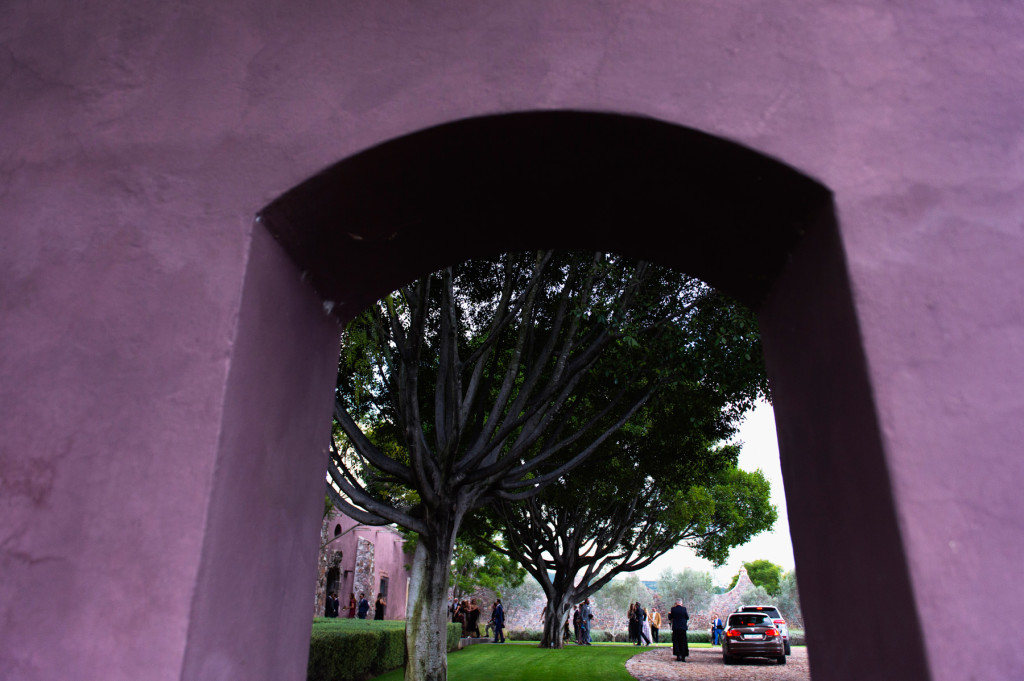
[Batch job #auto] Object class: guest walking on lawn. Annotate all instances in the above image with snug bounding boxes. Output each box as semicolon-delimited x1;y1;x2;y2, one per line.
579;598;594;645
572;605;582;643
668;598;689;662
650;608;661;643
357;593;370;619
640;604;652;646
347;592;357;618
374;593;386;620
492;598;505;643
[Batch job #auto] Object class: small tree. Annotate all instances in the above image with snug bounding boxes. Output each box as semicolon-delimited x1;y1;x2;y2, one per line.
775;571;803;629
593;575;654;633
657;568;714;614
728;559;784;595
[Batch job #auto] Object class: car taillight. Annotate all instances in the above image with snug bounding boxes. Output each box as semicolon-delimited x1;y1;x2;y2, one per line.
764;628;779;637
773;619;785;626
725;629;742;638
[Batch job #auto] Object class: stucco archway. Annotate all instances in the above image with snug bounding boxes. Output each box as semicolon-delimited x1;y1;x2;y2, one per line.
251;111;927;680
4;4;1021;681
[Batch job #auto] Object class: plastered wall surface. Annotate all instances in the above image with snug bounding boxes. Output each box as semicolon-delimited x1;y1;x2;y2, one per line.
2;2;1022;680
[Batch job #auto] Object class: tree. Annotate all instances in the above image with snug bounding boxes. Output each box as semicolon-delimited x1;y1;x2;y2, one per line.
728;559;784;595
775;570;803;629
592;575;653;633
448;536;525;603
329;251;717;680
657;568;714;615
466;281;773;648
497;574;543;625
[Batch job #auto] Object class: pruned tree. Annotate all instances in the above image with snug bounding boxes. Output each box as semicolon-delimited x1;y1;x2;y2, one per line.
728;559;784;595
328;251;712;681
487;458;776;647
469;296;777;648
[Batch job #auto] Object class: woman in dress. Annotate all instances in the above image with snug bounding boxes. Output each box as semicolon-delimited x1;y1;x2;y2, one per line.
640;604;652;645
347;592;357;618
374;592;386;620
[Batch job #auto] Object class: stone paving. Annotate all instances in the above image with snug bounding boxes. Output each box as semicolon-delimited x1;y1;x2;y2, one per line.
627;646;811;681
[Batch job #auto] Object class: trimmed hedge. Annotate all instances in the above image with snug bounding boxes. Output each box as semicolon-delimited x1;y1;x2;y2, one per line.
308;619;462;681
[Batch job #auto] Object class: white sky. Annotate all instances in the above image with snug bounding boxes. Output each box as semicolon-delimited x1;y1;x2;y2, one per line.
632;400;794;587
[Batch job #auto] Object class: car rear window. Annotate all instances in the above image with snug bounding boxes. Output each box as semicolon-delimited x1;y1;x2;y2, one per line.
739;606;781;618
729;614;771;627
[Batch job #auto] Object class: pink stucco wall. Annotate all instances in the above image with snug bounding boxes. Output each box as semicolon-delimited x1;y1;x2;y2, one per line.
2;2;1022;681
319;511;411;621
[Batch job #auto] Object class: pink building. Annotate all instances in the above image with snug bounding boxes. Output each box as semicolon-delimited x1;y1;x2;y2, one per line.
315;509;412;621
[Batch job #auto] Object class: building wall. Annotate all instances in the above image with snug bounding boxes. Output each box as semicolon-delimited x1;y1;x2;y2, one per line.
313;510;411;621
2;3;1022;680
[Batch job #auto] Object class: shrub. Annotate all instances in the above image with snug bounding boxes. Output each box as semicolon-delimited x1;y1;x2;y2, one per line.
687;630;710;644
308;620;462;681
788;629;806;646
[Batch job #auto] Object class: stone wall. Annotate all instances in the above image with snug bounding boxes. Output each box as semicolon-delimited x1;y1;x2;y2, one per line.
354;538;376;602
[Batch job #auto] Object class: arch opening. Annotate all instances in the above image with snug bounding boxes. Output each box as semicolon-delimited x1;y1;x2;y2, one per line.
255;111;930;680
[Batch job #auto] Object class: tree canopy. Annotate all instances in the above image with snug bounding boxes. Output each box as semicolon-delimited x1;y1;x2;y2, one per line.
729;559;785;595
328;250;771;679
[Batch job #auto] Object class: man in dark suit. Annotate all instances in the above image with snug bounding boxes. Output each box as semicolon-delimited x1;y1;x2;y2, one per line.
668;598;689;662
492;598;505;643
324;591;340;618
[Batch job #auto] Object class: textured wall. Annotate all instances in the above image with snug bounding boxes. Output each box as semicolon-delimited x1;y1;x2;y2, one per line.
2;2;1022;680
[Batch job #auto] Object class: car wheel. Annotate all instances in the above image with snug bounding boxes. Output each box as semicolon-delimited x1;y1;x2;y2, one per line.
785;640;792;655
777;654;787;665
723;655;734;665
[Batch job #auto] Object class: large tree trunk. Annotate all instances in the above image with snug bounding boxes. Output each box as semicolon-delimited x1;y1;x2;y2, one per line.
539;590;575;648
405;536;455;681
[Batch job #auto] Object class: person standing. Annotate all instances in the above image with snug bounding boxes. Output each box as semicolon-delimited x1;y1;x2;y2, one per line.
485;601;496;638
640;604;652;646
357;592;370;619
668;598;689;662
492;598;505;643
572;605;582;643
579;598;594;645
467;599;482;637
627;602;637;644
374;593;386;620
650;608;661;644
711;615;723;645
347;592;357;618
325;592;340;618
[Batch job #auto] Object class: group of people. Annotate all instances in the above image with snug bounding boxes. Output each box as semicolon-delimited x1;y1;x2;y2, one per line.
450;597;506;643
323;591;387;620
626;602;659;645
570;599;595;645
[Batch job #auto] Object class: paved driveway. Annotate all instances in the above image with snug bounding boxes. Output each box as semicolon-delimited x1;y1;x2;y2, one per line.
627;646;810;680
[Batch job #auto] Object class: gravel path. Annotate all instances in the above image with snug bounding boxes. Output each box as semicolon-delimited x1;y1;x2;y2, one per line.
627;646;811;681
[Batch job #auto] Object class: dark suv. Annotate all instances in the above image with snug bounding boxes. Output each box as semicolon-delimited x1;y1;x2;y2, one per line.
737;605;790;655
722;611;786;665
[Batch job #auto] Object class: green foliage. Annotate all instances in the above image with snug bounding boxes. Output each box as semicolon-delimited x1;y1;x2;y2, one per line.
775;571;803;628
593;575;653;630
727;559;784;595
656;568;714;614
449;533;526;601
306;619;461;681
683;470;778;567
738;584;773;605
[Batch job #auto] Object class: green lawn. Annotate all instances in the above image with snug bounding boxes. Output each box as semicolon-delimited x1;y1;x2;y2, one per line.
372;643;689;681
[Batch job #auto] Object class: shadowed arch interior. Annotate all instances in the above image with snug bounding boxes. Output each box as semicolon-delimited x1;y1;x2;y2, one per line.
259;111;830;320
